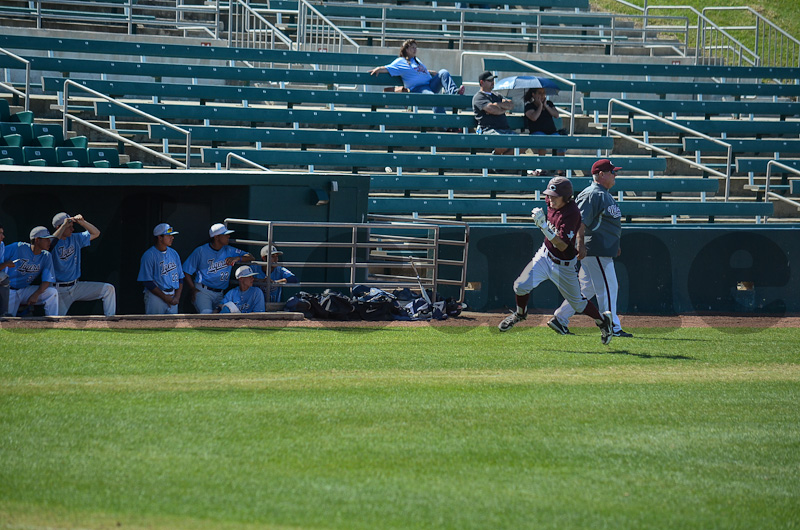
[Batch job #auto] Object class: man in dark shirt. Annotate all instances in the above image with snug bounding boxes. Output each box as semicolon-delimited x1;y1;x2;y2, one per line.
498;176;613;345
472;70;517;155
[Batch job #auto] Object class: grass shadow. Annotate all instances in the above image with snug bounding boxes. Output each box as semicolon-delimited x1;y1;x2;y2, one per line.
568;349;694;360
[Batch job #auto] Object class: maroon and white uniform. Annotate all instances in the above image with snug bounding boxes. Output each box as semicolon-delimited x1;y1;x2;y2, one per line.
512;200;589;313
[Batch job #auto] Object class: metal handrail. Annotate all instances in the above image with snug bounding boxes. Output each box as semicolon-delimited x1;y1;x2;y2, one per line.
223;217;470;303
644;5;758;66
458;52;577;135
226;152;274;172
764;161;800;221
228;0;293;50
297;0;360;52
702;6;800;69
62;80;190;169
605;98;733;200
0;47;30;112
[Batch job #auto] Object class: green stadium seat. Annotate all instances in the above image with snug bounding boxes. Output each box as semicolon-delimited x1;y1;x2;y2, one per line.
0;146;24;165
87;147;143;169
0;99;33;124
56;147;90;167
33;124;88;149
23;146;57;166
1;123;33;147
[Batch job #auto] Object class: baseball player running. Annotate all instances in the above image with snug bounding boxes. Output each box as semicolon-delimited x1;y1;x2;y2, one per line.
4;226;59;317
498;176;613;345
50;212;116;317
137;223;184;314
550;159;632;337
182;223;253;313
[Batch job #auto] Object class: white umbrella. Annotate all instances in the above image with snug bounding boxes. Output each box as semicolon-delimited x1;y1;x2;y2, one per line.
494;75;561;101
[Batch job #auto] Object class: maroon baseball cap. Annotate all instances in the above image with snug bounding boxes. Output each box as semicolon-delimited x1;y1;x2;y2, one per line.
543;176;573;199
591;159;622;175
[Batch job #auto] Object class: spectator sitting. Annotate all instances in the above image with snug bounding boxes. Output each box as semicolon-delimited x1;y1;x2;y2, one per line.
219;265;265;314
369;39;465;115
255;245;298;303
472;70;517;156
524;88;566;175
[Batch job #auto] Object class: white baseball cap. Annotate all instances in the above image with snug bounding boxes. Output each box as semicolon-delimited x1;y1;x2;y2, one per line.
260;245;283;258
235;265;258;279
153;223;179;236
30;226;55;240
209;223;234;238
52;212;70;228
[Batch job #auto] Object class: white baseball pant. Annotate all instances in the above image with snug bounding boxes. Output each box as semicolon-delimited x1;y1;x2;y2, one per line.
144;290;178;315
514;246;588;313
553;255;622;331
57;281;116;316
8;286;59;317
192;285;224;314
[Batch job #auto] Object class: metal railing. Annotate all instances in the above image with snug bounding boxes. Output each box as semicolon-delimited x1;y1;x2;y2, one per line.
604;98;733;200
223;216;469;303
228;0;294;51
459;51;577;136
296;0;360;53
308;4;688;55
7;0;224;38
61;80;190;169
0;47;30;112
644;5;758;66
226;152;274;172
702;7;800;69
764;161;800;220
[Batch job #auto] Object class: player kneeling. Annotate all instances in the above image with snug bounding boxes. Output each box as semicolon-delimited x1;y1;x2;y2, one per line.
498;176;613;345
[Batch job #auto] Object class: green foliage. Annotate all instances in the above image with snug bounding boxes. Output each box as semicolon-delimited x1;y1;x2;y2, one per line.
1;327;800;529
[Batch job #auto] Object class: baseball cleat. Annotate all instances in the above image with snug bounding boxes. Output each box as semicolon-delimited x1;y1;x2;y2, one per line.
498;311;526;332
596;311;613;345
613;329;633;338
546;317;572;335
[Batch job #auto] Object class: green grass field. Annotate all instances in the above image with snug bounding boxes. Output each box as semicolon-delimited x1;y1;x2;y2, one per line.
2;326;799;529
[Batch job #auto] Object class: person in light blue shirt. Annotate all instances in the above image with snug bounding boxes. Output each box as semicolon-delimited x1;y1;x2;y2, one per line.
5;226;59;317
50;212;116;317
369;39;464;115
182;223;254;314
219;265;265;314
137;223;184;314
255;245;298;304
0;223;16;316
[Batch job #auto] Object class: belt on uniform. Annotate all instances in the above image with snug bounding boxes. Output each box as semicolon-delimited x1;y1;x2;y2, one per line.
162;289;175;295
548;252;575;266
56;280;77;287
199;284;224;293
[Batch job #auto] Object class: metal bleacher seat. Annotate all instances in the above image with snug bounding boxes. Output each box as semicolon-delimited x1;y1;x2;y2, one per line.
23;146;57;166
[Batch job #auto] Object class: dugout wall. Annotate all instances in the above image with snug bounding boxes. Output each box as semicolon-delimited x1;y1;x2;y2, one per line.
464;224;800;315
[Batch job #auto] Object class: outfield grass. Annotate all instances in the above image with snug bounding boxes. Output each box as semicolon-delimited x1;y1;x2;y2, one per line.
1;326;799;529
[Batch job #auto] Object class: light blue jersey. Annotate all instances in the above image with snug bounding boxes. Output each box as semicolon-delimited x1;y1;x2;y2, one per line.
5;242;56;289
182;243;247;290
255;266;298;302
222;286;265;313
51;231;91;283
137;246;183;292
384;57;433;90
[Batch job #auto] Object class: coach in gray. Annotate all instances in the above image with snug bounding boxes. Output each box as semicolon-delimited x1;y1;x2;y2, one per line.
549;159;633;337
